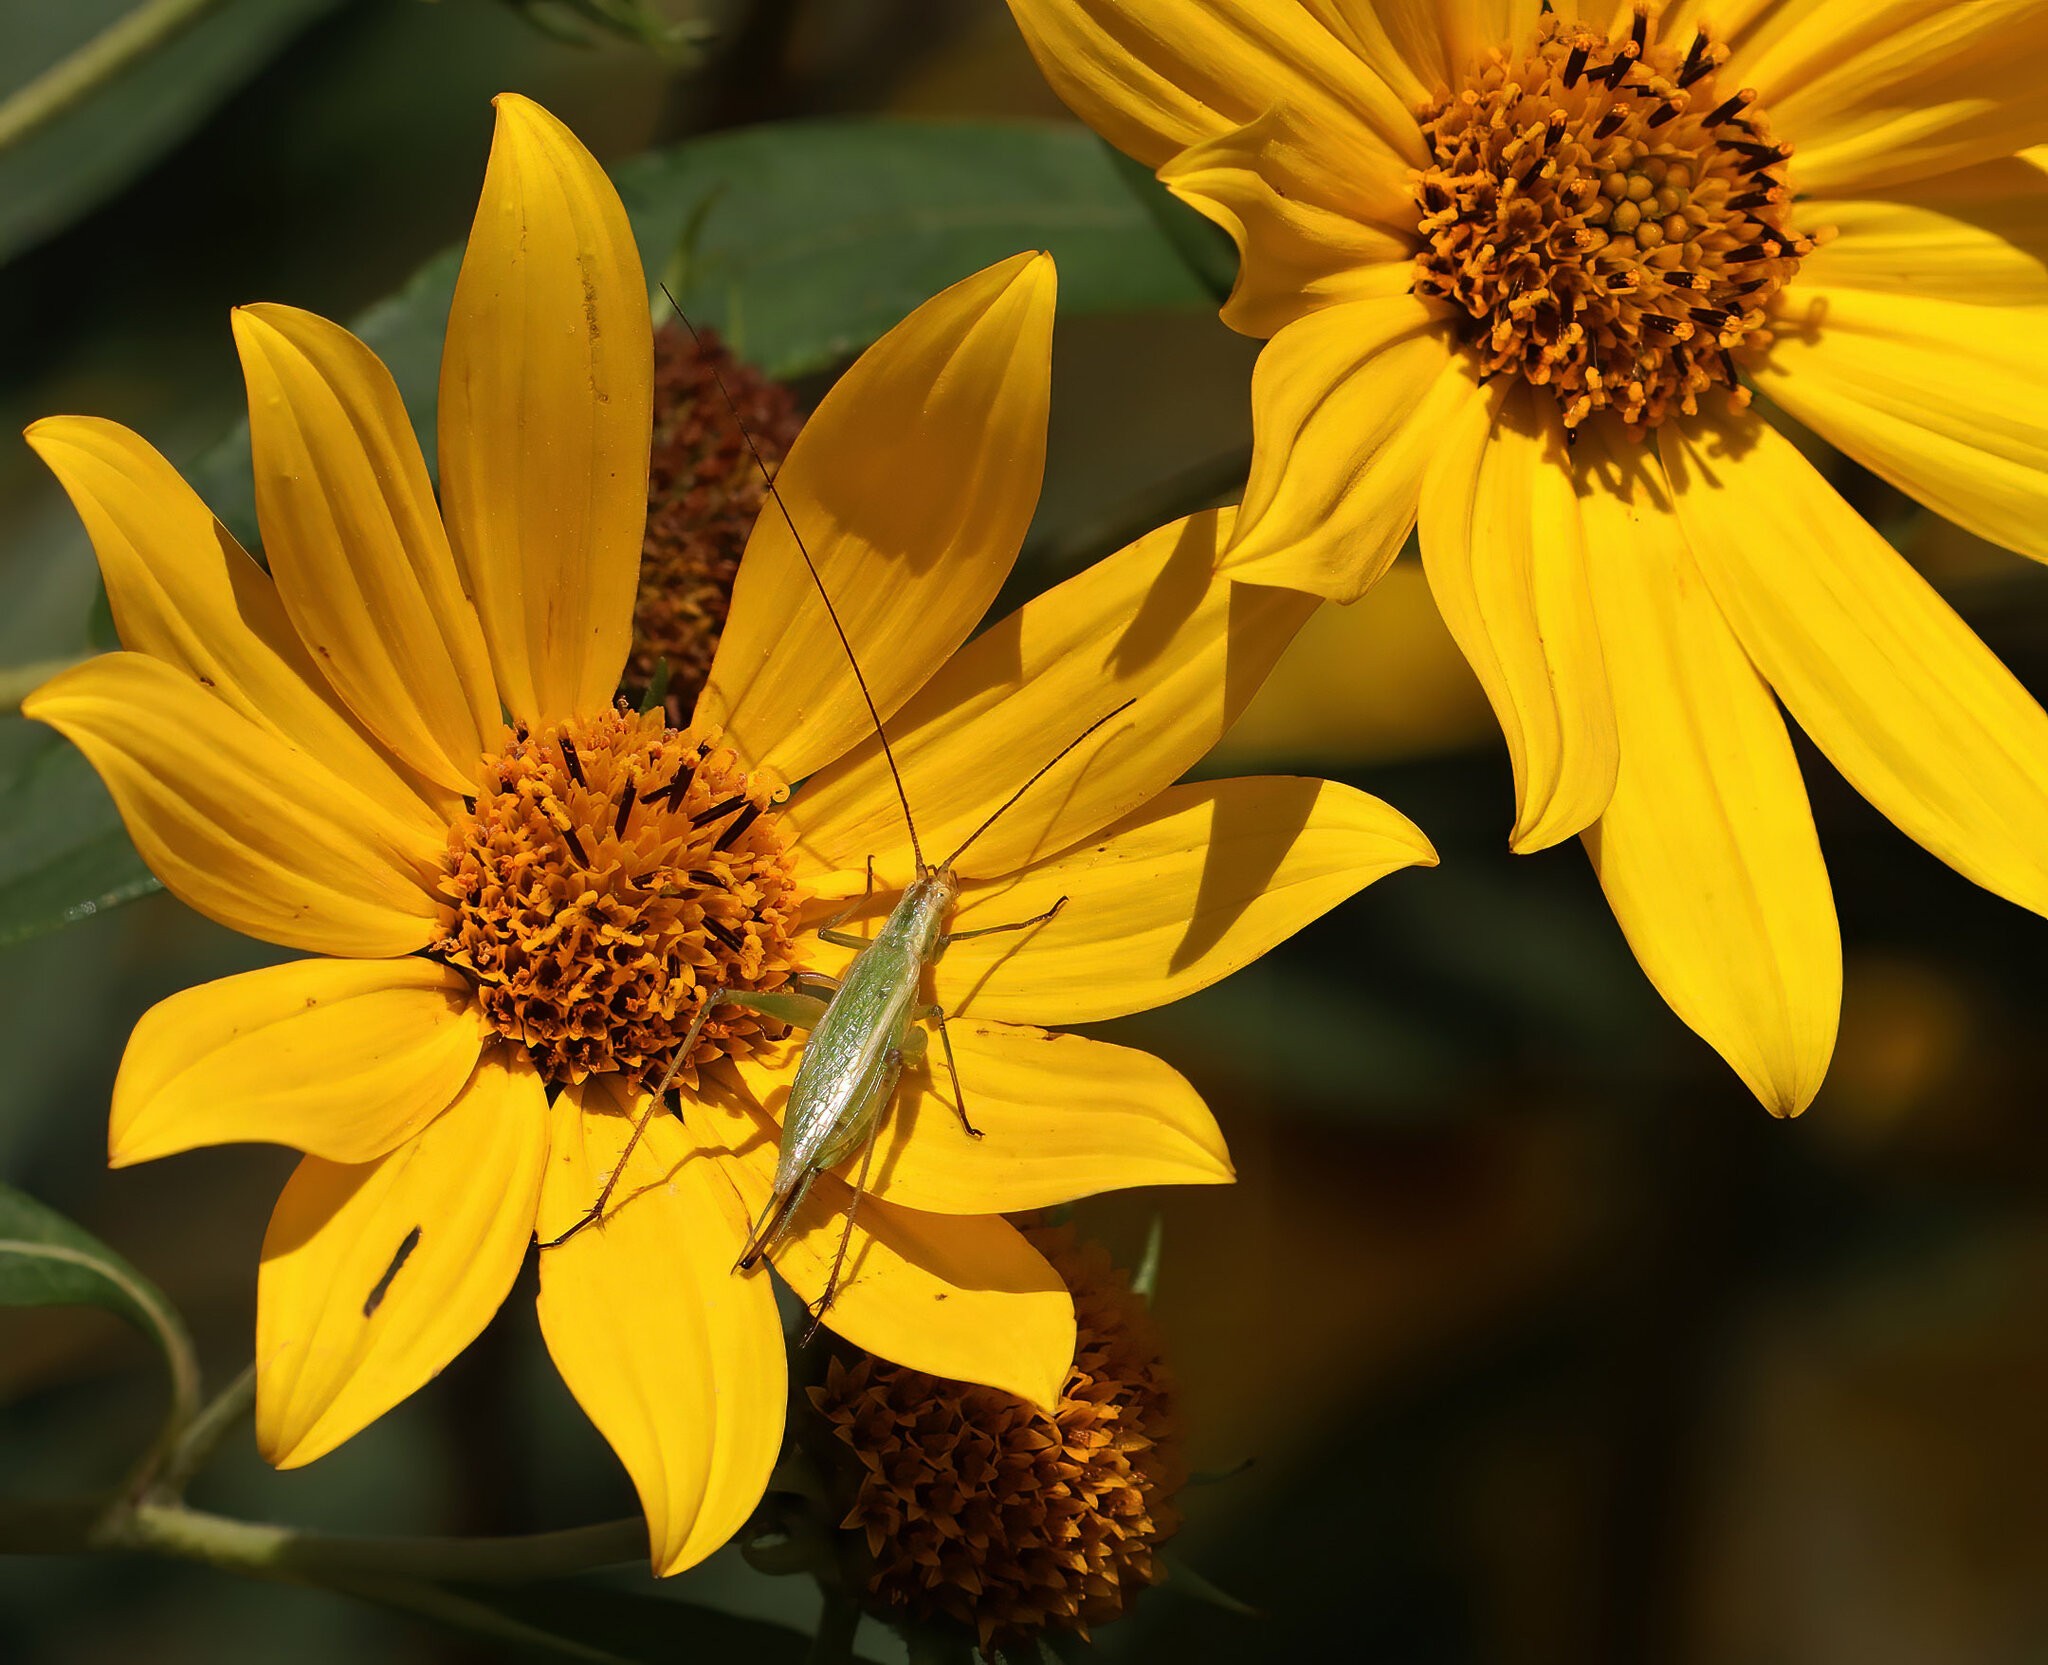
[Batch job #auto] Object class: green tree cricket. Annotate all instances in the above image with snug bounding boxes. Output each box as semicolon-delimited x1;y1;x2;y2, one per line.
543;296;1131;1332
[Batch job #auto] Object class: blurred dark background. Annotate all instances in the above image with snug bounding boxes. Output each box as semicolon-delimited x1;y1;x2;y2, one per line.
3;2;2046;1661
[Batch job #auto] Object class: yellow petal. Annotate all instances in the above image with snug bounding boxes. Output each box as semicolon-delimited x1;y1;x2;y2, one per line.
1419;383;1618;852
112;958;487;1167
22;416;445;822
730;1020;1231;1215
256;1047;547;1468
535;1080;784;1576
1002;0;1426;174
1578;429;1840;1117
784;508;1315;890
1793;152;2048;306
233;304;499;792
920;775;1436;1025
438;93;651;723
1224;294;1469;603
1754;286;2048;562
1664;413;2048;918
23;654;445;957
1750;1;2048;193
697;253;1054;788
1160;106;1419;338
693;1077;1074;1411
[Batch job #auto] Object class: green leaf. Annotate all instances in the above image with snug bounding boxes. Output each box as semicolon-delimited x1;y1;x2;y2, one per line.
0;0;346;268
0;1181;197;1423
628;119;1219;377
0;720;159;948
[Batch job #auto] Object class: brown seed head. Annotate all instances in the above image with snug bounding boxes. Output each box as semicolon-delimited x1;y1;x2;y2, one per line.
1411;8;1814;432
809;1229;1183;1654
432;705;800;1087
631;322;805;711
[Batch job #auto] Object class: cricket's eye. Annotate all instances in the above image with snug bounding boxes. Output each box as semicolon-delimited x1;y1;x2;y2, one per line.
430;706;801;1090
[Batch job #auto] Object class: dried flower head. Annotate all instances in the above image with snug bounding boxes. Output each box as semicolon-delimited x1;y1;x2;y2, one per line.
631;321;804;710
810;1228;1183;1654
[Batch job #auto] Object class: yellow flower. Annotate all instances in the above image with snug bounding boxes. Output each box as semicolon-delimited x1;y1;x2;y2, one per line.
1005;0;2048;1114
21;97;1435;1572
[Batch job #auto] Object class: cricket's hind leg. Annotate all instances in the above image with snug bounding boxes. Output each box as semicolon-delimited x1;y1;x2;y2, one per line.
539;986;827;1250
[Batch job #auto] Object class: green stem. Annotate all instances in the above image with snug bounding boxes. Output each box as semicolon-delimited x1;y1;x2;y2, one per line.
154;1364;255;1498
806;1586;863;1665
0;0;229;153
108;1502;647;1582
0;1494;645;1585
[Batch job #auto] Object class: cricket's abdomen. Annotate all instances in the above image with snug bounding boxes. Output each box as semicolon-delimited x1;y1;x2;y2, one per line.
774;938;919;1186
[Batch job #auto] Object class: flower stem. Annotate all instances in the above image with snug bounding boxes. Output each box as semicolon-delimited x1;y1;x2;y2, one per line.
0;0;228;154
153;1363;255;1499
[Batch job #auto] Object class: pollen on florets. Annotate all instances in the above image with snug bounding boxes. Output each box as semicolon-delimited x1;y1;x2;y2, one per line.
431;704;801;1088
630;322;805;714
809;1229;1183;1655
1411;7;1817;433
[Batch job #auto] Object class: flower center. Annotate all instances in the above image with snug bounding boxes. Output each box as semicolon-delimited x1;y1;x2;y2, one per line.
1410;9;1814;432
432;706;801;1088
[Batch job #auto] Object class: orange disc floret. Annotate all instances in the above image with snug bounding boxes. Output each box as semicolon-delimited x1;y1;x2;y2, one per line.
810;1229;1183;1654
432;704;801;1087
1412;7;1816;433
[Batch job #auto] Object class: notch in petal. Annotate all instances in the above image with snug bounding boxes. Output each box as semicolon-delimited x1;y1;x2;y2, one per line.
256;1048;546;1468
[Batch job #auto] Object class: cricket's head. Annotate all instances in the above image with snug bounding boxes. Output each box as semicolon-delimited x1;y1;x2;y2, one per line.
898;866;961;959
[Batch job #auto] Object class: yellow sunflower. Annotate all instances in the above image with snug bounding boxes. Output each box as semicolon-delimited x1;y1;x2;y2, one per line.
21;96;1435;1572
1006;0;2048;1114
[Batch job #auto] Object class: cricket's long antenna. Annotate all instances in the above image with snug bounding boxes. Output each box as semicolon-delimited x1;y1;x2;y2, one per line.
661;285;927;873
940;698;1137;871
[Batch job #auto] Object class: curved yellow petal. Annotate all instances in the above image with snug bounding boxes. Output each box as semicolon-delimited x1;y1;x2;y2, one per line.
1794;152;2048;306
1002;0;1426;175
22;415;445;822
535;1080;785;1576
112;959;487;1167
1664;413;2048;918
1224;294;1469;604
1753;1;2048;193
233;304;498;792
1755;286;2048;561
697;253;1054;788
921;775;1436;1025
1420;383;1618;852
693;1077;1075;1411
731;1020;1230;1216
256;1047;546;1468
23;654;445;957
1160;106;1419;338
438;93;651;723
1578;429;1839;1117
785;508;1315;891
